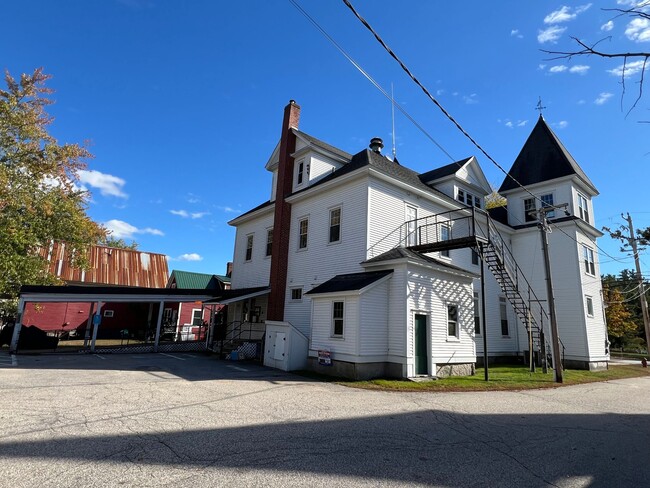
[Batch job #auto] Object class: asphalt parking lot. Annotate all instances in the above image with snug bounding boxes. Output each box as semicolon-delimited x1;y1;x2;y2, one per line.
1;352;649;487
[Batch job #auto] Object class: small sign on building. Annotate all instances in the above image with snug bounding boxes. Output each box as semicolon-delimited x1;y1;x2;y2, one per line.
318;349;332;366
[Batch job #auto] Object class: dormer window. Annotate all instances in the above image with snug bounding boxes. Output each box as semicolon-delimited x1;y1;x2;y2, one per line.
577;193;589;223
457;187;481;208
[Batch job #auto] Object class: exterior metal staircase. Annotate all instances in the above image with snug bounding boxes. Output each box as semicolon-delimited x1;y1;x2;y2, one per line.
372;207;563;367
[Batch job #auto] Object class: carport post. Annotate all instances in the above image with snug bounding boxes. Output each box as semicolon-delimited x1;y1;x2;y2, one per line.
9;297;26;353
83;302;96;348
153;300;164;352
90;302;102;352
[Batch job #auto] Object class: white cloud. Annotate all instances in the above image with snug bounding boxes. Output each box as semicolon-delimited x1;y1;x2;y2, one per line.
544;4;592;24
555;121;569;129
175;253;203;262
595;92;614;105
607;59;649;77
577;99;586;104
538;64;547;71
463;94;478;104
104;219;164;239
569;65;590;74
511;29;523;38
78;170;127;198
436;89;445;96
190;212;210;219
625;18;650;42
170;209;189;218
517;120;528;127
538;25;567;43
217;205;240;214
171;209;210;219
505;121;514;128
549;65;568;73
601;20;614;32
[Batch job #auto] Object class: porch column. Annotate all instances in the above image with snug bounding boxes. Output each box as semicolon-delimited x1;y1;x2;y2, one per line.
153;300;164;352
9;297;26;353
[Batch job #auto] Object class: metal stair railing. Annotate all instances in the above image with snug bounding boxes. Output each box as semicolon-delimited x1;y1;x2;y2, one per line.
371;206;564;367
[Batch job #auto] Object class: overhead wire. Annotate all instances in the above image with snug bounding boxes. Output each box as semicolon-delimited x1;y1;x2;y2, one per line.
288;0;455;162
340;0;634;266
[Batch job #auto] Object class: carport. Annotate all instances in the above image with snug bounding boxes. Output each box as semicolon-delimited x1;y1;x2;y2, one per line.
10;285;224;354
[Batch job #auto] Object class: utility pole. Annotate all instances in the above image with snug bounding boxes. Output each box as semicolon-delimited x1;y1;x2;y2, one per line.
536;204;567;383
623;213;650;351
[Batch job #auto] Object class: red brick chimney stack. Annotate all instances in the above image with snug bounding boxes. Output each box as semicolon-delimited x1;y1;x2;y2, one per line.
267;100;300;321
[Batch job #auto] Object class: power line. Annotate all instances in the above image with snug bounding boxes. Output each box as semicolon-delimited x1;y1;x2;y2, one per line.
289;0;454;161
340;0;632;266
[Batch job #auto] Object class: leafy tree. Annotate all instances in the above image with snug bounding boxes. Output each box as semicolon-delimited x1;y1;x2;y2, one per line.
0;68;105;312
98;236;139;250
603;286;637;338
484;190;507;209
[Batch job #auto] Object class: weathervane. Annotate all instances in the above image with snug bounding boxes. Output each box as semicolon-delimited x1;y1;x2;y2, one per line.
535;97;546;117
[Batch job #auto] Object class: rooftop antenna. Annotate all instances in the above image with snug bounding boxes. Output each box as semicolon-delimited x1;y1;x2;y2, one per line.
391;82;397;159
535;96;546;118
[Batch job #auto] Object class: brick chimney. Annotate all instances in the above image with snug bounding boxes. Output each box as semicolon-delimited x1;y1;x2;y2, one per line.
267;100;300;321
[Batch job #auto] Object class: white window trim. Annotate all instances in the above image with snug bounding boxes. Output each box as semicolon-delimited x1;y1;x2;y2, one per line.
103;310;114;318
586;295;594;317
473;292;481;336
297;216;309;251
290;287;303;302
439;223;451;259
331;300;345;338
405;204;418;247
499;296;509;337
296;159;305;187
190;308;202;326
446;302;460;341
245;233;254;262
582;244;596;276
265;227;273;259
328;206;342;244
577;193;590;223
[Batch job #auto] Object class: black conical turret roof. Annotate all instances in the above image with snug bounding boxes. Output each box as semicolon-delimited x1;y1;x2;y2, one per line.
498;116;597;194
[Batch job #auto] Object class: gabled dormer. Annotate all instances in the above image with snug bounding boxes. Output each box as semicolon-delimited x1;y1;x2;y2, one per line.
499;116;599;228
265;129;352;201
419;156;491;208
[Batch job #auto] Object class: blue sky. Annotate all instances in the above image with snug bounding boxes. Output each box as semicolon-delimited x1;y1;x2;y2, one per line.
3;1;649;278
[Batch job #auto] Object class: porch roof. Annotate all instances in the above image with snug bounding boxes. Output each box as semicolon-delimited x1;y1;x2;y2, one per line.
305;270;393;295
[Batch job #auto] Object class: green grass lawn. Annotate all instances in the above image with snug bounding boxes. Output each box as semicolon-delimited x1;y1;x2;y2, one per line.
333;365;650;392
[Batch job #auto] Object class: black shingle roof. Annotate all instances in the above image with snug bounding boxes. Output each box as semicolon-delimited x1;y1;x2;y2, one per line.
305;270;393;295
499;116;597;193
419;157;471;183
363;247;475;275
293;129;353;160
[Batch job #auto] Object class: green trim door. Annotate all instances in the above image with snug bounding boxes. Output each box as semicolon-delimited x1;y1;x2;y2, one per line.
415;314;428;375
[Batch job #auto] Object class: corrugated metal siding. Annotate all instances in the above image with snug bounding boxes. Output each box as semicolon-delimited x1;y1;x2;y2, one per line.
38;242;169;288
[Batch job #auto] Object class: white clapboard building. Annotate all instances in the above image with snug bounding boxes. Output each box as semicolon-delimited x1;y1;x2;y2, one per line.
224;100;608;379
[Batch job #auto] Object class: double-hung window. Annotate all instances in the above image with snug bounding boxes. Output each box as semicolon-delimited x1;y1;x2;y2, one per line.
329;207;341;243
586;296;594;317
298;218;308;249
332;301;344;337
440;224;450;258
540;193;555;218
447;304;458;337
473;293;481;335
291;288;302;301
578;194;589;223
265;229;273;257
524;198;536;222
406;206;417;247
245;235;253;261
500;297;509;336
582;245;595;275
